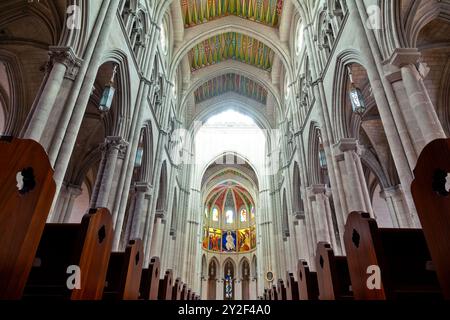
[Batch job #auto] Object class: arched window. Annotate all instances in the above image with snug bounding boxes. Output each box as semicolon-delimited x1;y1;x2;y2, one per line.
250;206;255;220
223;260;234;300
212;207;219;222
225;210;234;224
240;207;248;222
295;22;305;56
160;22;168;55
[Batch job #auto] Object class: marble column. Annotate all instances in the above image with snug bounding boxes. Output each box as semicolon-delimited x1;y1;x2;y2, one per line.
91;136;128;210
307;185;335;248
24;47;80;143
149;215;166;258
389;50;446;145
334;138;373;216
130;182;151;239
381;185;413;228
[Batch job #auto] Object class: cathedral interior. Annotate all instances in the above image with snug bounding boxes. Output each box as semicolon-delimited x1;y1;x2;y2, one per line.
1;0;450;302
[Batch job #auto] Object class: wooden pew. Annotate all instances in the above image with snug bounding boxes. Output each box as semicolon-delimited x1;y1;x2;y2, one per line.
263;288;268;300
411;138;450;298
139;256;160;300
0;137;56;299
24;208;113;299
297;260;319;300
172;277;183;300
270;285;278;300
316;242;353;300
158;269;174;300
344;212;442;300
187;288;192;300
285;272;299;300
181;284;189;300
103;239;143;300
276;279;287;300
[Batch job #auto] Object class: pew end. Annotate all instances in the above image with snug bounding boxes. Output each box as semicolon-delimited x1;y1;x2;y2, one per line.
412;138;450;298
344;212;442;300
158;269;174;300
104;239;143;300
24;208;113;300
297;260;319;300
285;272;299;300
0;137;56;299
316;242;353;300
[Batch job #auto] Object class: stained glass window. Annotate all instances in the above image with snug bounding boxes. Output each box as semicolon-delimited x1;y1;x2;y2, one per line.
226;210;234;224
240;208;247;222
251;206;255;220
296;22;305;56
212;207;219;222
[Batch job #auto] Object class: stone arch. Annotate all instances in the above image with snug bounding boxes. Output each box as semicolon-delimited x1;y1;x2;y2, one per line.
169;188;178;236
292;161;305;215
155;160;168;214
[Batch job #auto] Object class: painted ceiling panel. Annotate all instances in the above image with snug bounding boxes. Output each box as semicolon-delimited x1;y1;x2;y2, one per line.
188;32;275;72
180;0;284;28
194;73;268;104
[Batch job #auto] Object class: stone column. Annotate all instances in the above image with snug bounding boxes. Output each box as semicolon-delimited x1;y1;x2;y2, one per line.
53;183;82;223
149;215;166;258
23;47;81;143
381;185;413;228
61;184;83;223
235;279;242;300
293;214;309;260
334;138;373;216
307;185;337;250
216;279;224;300
389;49;446;145
130;182;151;239
91;136;128;210
201;277;208;300
250;278;258;300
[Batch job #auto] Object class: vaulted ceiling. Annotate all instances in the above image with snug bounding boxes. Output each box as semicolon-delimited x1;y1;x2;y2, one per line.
180;0;284;28
194;73;268;104
188;32;275;72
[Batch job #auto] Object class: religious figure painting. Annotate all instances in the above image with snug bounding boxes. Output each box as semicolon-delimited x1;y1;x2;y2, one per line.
250;227;257;249
222;231;237;252
202;227;209;249
238;228;251;252
208;228;221;251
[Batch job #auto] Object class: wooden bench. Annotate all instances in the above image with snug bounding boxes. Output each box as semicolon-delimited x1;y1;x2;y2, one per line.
0;137;56;299
344;212;442;300
276;279;287;300
297;260;319;300
24;208;113;299
316;242;353;300
181;284;189;300
270;285;278;300
285;272;299;300
172;277;183;300
158;269;174;300
139;256;160;300
103;239;143;300
412;138;450;298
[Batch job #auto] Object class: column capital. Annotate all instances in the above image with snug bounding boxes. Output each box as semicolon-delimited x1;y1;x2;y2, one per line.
334;138;360;153
380;184;403;199
134;181;152;193
293;211;305;220
388;48;421;68
307;184;327;198
101;136;128;153
48;46;83;80
155;210;166;219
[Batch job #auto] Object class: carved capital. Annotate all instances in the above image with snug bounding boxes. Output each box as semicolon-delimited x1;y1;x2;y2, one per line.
48;46;82;80
101;136;128;154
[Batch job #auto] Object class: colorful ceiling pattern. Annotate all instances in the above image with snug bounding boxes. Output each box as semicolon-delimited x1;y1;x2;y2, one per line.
206;182;254;214
180;0;284;28
194;73;268;104
188;32;275;72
